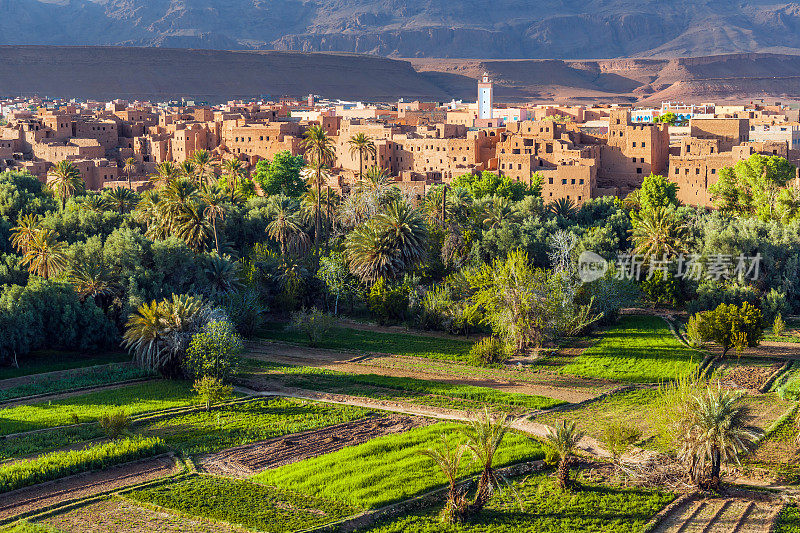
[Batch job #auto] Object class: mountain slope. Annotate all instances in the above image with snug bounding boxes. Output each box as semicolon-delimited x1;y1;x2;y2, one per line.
4;0;800;59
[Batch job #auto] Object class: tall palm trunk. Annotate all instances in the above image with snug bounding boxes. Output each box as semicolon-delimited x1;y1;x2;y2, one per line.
557;456;572;489
359;149;363;180
708;447;721;491
212;217;220;255
315;162;322;259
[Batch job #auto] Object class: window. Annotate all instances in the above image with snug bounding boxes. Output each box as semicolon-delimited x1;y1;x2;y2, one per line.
641;142;646;148
548;178;553;184
579;179;584;185
675;168;679;174
562;179;567;184
632;142;637;147
711;169;716;174
696;168;700;175
632;157;637;163
571;179;575;185
636;168;642;174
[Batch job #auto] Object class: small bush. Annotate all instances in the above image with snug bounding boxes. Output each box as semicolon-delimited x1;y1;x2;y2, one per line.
289;307;336;347
183;319;243;381
193;376;234;411
604;422;642;464
469;337;509;366
367;278;410;324
218;288;267;337
640;271;678;307
685;315;705;347
98;410;129;438
774;313;787;337
543;446;560;467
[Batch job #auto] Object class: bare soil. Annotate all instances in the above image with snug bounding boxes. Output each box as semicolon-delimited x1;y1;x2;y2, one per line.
246;342;612;403
715;360;784;392
41;497;248;533
0;455;178;521
196;414;431;477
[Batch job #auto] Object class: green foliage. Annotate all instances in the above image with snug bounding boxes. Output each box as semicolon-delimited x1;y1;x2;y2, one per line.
776;504;800;533
367;277;410;323
640;270;679;307
5;521;61;533
192;376;233;410
363;473;673;533
469;337;509;366
774;313;787;337
183;319;242;380
0;278;116;364
97;410;130;438
127;475;357;533
0;380;194;436
654;112;678;125
709;153;797;220
252;151;307;197
638;173;679;211
417;283;481;335
216;287;266;337
604;423;642;463
692;302;763;357
559;315;699;382
0;170;57;223
254;422;544;509
317;251;359;314
0;436;164;493
452;171;531;201
289;307;336;347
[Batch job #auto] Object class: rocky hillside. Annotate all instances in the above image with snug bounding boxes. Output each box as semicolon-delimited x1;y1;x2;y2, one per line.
5;0;800;59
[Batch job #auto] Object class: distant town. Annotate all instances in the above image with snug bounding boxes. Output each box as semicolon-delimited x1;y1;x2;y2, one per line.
2;75;797;208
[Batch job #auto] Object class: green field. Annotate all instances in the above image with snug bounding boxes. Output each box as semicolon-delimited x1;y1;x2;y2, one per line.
245;361;564;413
777;504;800;533
0;381;196;436
0;364;153;402
558;315;700;383
363;472;673;533
254;422;544;509
0;351;131;380
126;475;358;532
138;397;370;455
258;323;473;362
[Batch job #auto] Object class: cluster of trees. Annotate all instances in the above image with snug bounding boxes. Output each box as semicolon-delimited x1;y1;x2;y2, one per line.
1;129;798;365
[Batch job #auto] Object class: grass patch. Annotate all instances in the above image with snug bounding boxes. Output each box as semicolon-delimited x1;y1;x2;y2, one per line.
363;472;673;533
138;397;370;455
254;422;544;509
0;436;165;493
258;323;473;362
244;360;563;413
0;365;153;402
745;408;800;483
558;315;699;383
0;426;105;462
0;381;196;436
5;522;61;533
777;503;800;533
126;475;357;532
0;351;131;380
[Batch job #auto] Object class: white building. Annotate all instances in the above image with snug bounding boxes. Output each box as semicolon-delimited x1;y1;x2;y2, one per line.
478;73;493;120
750;123;800;149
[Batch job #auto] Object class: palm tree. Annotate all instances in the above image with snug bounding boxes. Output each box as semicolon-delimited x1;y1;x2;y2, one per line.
179;160;197;181
481;196;515;230
81;194;109;213
266;195;308;256
548;198;577;219
544;420;584;490
135;190;167;239
303;125;335;256
345;221;400;284
69;260;119;308
174;201;212;252
10;214;42;254
222;159;246;202
631;206;688;261
150;161;180;187
48;160;84;211
679;386;761;491
347;133;376;180
418;434;469;524
21;229;70;279
200;184;227;255
191;149;215;185
159;177;200;234
104;186;138;215
123;157;137;190
375;200;428;269
459;409;514;513
204;254;242;296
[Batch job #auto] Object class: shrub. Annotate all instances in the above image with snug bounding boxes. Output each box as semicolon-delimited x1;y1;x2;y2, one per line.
98;410;129;438
685;315;705;347
604;423;642;465
367;278;410;324
469;337;509;366
692;302;763;358
774;313;787;337
0;436;164;493
193;376;233;411
640;271;679;307
289;307;336;347
183;319;243;381
218;288;266;337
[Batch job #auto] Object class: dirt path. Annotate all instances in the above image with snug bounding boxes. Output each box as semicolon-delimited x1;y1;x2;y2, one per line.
234;385;613;459
651;491;782;533
246;342;612;403
197;414;431;477
0;454;178;521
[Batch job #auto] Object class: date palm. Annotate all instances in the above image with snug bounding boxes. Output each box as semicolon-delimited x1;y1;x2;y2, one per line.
104;186;138;215
345;221;400;283
631;206;688;261
10;213;42;254
548;197;577;219
459;409;515;513
481;196;515;230
69;260;119;308
150;161;179;187
544;420;584;490
266;195;308;256
81;194;109;213
347;133;376;180
303;125;335;256
123;157;137;190
418;433;469;523
174;201;212;252
222;159;246;202
200;184;227;255
21;229;69;279
179;160;197;181
679;386;761;491
191;149;215;185
375;200;428;269
48;160;84;211
159;177;200;234
135;190;166;239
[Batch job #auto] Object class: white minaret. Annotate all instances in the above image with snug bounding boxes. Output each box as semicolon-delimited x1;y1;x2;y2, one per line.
478;72;493;120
